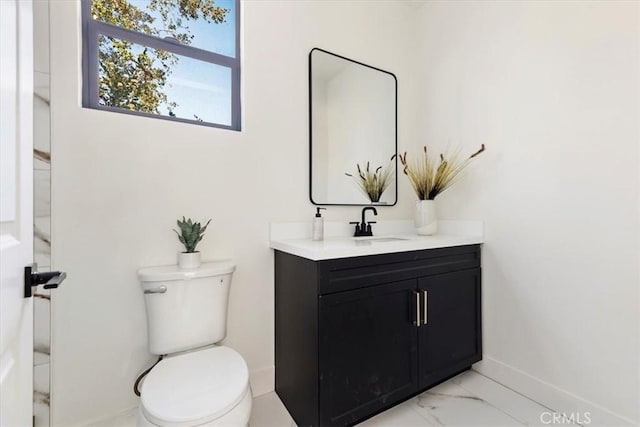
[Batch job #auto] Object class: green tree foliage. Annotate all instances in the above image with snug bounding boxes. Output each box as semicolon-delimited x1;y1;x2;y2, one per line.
92;0;229;114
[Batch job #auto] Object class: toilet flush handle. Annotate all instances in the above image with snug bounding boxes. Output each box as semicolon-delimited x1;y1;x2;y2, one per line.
144;286;167;294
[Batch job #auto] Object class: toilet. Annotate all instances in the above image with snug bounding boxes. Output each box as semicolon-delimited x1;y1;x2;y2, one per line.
136;261;252;427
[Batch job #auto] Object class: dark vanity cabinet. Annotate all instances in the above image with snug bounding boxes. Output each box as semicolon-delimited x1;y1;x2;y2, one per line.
318;279;420;426
417;268;482;389
275;245;482;427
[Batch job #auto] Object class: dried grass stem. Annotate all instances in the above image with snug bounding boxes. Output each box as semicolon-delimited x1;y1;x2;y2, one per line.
400;144;485;200
345;155;396;203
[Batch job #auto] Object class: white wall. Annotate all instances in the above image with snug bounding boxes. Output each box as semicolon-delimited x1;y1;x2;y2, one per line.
412;1;639;424
49;1;416;425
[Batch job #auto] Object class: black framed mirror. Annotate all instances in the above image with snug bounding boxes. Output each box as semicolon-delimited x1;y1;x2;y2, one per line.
309;48;397;206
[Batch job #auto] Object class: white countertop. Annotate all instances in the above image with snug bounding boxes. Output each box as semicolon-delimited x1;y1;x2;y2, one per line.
270;220;483;260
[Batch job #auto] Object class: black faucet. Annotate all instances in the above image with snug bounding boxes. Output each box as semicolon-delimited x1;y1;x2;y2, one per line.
350;207;378;237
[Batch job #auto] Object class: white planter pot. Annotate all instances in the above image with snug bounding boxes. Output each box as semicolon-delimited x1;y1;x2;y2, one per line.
178;251;201;269
415;200;438;235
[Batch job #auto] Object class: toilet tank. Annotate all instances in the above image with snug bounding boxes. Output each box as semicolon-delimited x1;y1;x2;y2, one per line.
137;261;236;355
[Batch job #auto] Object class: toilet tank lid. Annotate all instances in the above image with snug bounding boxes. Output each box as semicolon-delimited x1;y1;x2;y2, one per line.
138;261;235;282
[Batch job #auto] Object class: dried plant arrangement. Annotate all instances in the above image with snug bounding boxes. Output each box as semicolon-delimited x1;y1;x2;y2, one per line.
399;144;485;200
173;217;212;253
345;155;396;203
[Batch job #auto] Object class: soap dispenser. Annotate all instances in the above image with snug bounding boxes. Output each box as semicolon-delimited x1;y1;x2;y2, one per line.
312;208;326;241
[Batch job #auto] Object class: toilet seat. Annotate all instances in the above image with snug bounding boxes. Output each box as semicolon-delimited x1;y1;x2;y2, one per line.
140;346;250;427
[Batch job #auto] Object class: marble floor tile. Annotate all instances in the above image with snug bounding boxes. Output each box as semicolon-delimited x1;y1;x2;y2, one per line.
357;399;435;427
93;370;565;427
249;371;544;427
413;379;526;426
86;408;137;427
250;392;296;427
451;371;554;426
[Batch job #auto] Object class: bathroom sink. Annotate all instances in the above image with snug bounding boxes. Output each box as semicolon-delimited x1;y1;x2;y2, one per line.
270;219;485;260
367;237;409;242
353;237;410;243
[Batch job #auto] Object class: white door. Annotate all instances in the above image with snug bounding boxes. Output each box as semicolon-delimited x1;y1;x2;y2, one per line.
0;1;35;426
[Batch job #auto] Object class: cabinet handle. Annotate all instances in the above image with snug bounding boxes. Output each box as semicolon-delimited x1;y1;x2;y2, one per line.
423;290;428;325
414;291;421;327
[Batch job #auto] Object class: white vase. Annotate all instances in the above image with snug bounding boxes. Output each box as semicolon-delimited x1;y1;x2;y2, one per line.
415;200;438;235
178;251;201;269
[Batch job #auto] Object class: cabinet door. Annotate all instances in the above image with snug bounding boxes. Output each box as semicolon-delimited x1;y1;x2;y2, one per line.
319;280;419;426
418;268;482;389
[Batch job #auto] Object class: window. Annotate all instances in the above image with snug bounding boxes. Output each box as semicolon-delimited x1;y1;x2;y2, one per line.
82;0;240;130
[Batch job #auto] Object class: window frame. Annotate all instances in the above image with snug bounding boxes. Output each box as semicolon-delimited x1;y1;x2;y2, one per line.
81;0;241;131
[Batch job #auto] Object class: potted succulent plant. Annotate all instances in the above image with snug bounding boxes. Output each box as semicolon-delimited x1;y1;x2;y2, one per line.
173;217;212;269
399;144;485;235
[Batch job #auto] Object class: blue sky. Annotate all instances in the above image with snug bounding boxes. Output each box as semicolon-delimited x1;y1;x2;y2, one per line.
124;0;236;57
99;0;237;125
161;55;232;125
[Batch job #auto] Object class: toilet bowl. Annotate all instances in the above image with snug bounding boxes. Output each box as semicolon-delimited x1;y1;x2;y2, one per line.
137;346;251;426
137;262;251;427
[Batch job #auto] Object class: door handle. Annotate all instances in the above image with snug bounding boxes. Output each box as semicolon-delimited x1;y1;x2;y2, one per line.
423;290;428;325
24;264;67;298
413;291;421;327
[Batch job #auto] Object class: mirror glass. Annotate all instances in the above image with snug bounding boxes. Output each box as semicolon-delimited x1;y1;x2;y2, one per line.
310;48;397;206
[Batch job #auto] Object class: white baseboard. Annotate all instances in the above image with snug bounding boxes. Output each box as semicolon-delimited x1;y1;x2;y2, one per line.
474;356;635;426
250;365;274;398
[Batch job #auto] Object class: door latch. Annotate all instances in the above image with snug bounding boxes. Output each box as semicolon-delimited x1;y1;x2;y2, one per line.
24;264;66;298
